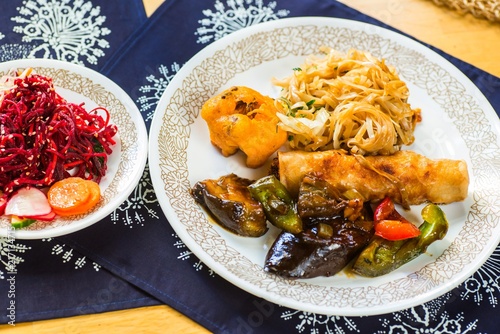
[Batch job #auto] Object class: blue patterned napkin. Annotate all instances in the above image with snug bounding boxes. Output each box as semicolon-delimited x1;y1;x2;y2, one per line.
0;238;158;324
1;0;499;332
61;1;499;333
0;0;146;70
0;0;160;326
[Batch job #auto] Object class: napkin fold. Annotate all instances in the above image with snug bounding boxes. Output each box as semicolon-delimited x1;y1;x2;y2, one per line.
61;0;499;333
0;238;159;325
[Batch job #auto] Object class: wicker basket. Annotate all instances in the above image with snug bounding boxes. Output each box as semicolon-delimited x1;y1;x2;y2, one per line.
431;0;500;22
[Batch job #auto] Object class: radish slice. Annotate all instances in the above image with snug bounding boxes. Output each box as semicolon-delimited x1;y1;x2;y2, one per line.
5;187;52;217
0;194;7;215
27;211;56;221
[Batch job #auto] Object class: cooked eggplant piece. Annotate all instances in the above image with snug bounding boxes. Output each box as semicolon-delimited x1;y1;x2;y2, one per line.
190;174;268;237
264;215;374;279
297;173;365;224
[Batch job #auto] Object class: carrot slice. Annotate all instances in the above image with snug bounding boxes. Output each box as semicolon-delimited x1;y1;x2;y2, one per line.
47;177;101;216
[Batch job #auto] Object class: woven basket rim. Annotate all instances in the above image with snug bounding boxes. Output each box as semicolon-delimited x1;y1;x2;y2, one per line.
431;0;500;22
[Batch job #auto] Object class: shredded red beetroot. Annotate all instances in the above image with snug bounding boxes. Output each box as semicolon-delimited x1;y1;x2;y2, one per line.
0;72;118;194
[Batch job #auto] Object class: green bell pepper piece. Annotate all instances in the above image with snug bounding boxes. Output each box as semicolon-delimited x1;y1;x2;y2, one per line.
352;204;448;277
248;175;303;234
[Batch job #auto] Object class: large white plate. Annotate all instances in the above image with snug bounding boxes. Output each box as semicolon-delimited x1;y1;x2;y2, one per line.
148;17;500;316
0;59;148;239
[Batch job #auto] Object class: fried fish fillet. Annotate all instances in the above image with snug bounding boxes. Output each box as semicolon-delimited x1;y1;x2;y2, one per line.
277;150;469;206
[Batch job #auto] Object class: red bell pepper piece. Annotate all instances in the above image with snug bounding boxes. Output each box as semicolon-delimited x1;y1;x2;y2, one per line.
374;219;421;241
373;196;394;221
373;197;421;241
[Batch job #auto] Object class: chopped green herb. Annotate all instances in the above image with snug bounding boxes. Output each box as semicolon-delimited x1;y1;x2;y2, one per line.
93;139;105;166
306;99;316;107
279;97;291;108
292;67;302;72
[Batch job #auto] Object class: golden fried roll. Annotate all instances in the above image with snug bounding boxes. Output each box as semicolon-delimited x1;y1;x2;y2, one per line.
277;150;469;206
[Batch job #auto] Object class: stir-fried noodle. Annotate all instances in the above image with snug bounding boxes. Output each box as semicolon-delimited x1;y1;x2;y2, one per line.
273;47;421;155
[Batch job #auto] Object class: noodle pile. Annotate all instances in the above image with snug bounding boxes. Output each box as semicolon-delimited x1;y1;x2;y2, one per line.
273;47;421;155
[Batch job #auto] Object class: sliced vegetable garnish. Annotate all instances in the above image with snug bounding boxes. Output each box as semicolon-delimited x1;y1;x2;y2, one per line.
29;211;57;221
10;215;37;229
5;187;52;217
0;193;7;215
47;177;101;216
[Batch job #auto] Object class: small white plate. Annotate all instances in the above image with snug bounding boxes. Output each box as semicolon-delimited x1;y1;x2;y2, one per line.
148;17;500;316
0;59;148;239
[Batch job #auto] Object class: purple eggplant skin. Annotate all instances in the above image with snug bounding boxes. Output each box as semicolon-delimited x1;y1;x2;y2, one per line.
297;173;365;225
264;216;374;279
190;174;268;237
